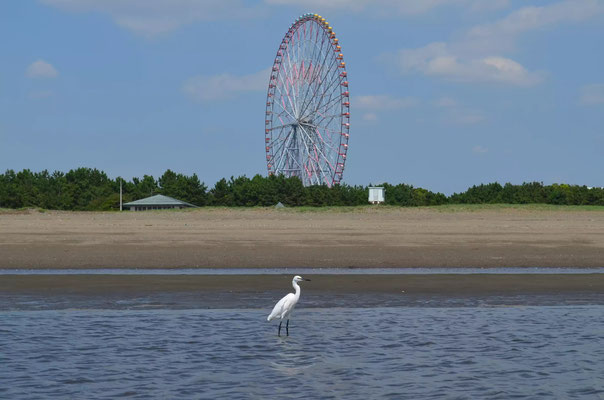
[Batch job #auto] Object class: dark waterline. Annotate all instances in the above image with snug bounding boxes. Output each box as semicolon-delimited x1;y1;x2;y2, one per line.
1;306;602;399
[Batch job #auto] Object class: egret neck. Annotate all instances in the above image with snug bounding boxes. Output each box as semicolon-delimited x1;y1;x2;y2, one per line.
292;278;301;301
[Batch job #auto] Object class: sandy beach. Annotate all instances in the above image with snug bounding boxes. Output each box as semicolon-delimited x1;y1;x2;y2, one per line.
1;206;603;269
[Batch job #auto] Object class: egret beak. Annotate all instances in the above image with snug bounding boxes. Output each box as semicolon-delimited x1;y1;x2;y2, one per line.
304;278;311;281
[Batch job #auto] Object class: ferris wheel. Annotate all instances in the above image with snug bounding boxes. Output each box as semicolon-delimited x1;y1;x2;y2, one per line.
264;13;350;187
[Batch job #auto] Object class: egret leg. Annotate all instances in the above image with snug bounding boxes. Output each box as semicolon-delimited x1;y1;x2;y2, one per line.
278;321;282;336
286;319;289;336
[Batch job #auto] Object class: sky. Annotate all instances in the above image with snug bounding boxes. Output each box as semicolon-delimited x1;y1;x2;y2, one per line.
1;0;603;194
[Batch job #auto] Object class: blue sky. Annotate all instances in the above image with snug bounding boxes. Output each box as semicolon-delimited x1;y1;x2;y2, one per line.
1;0;603;194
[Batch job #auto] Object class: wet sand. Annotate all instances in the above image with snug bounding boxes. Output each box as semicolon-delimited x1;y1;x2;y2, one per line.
2;274;603;295
1;207;603;269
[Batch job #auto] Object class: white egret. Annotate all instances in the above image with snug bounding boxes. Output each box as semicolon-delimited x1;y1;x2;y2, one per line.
267;275;311;336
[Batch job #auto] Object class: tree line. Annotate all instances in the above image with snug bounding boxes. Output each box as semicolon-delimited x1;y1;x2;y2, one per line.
0;168;603;210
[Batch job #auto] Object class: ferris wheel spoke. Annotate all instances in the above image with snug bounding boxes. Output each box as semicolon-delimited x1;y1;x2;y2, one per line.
300;72;340;120
271;126;292;147
302;146;323;186
297;60;317;113
267;123;293;131
310;69;342;112
306;123;343;135
313;115;339;134
309;127;340;154
297;32;334;116
268;131;290;147
306;146;325;185
299;42;338;118
313;113;342;120
297;132;318;184
295;27;306;108
269;129;289;141
298;29;329;114
273;130;296;173
290;32;299;103
298;124;336;175
283;51;300;116
273;96;297;122
307;148;322;185
268;138;289;149
306;24;322;79
284;130;306;175
318;74;343;108
306;123;344;153
313;57;342;97
268;145;286;160
310;43;339;85
274;80;298;120
272;128;293;156
274;111;294;124
313;109;340;127
300;131;318;184
310;90;343;120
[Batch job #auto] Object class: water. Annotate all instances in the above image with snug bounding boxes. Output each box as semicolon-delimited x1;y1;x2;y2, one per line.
2;305;603;399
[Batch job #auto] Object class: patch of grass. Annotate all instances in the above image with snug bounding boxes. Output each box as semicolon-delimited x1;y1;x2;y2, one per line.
285;205;376;213
0;207;44;215
237;203;604;213
184;205;380;214
424;203;604;212
267;203;604;213
3;203;604;214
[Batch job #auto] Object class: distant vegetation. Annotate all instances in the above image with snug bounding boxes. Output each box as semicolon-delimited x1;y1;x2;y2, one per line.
0;168;603;210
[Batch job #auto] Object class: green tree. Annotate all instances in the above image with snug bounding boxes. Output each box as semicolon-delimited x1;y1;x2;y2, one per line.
158;169;207;206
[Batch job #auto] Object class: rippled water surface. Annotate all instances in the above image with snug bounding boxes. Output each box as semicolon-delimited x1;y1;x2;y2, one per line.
1;305;603;399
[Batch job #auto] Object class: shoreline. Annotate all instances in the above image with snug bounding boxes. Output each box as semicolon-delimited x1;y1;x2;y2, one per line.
2;274;602;310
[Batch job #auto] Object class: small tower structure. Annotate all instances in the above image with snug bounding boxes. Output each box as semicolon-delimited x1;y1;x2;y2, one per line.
368;187;385;204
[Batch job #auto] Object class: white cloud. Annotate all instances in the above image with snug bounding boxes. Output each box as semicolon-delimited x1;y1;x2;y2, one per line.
432;96;485;124
434;96;458;107
26;60;58;78
389;0;603;86
41;0;263;36
183;68;270;101
355;95;418;110
472;145;488;154
580;84;604;105
397;43;542;86
453;110;485;125
464;0;603;53
264;0;508;16
355;94;418;121
40;0;511;37
469;0;602;39
467;0;509;13
362;113;378;121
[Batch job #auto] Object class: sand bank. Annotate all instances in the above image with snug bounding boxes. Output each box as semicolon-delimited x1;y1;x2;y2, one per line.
1;274;602;296
1;207;603;269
